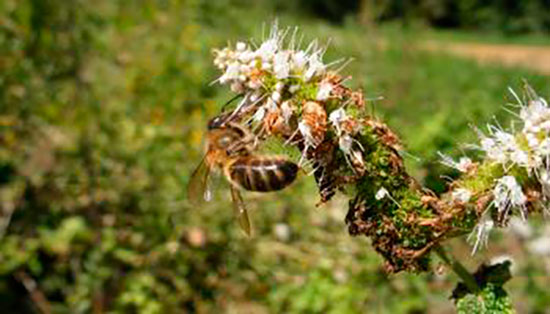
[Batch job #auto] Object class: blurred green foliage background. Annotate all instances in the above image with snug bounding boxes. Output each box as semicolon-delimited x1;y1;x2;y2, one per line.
1;0;549;313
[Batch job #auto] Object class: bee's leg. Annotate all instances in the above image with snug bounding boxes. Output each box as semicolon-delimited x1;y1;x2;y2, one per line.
230;185;251;236
307;162;323;176
245;129;262;150
226;135;256;155
225;141;246;155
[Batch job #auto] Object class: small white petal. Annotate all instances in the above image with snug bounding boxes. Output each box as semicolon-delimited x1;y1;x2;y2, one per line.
252;106;266;122
281;101;293;122
452;188;472;203
510;150;529;166
375;187;389;200
456;157;473;172
236;41;247;51
339;134;353;153
266;98;278;111
292;50;307;70
316;82;333;101
273;52;290;79
249;91;262;102
329;108;346;124
271;91;281;103
298;121;316;147
304;53;325;82
289;85;300;94
257;39;277;61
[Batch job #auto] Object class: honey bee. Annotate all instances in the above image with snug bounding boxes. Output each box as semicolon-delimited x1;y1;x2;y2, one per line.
188;116;299;235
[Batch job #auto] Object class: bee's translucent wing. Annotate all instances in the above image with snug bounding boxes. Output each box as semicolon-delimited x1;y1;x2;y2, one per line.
187;156;211;205
230;185;251;236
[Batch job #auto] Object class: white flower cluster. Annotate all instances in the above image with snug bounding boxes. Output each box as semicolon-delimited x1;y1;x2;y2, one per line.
477;125;528;167
476;94;550;208
462;91;550;253
213;24;348;172
476;95;550;175
213;25;328;95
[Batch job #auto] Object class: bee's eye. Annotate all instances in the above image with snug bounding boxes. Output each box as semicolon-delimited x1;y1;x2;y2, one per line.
217;136;232;148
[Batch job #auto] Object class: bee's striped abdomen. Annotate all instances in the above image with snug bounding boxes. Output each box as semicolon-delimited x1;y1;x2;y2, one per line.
228;157;298;192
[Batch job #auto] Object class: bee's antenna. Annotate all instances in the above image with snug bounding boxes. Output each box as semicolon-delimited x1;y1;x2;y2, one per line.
208;94;246;129
221;94;244;112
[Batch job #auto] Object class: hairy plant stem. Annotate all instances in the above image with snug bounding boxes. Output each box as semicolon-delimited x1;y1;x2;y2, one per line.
434;244;480;294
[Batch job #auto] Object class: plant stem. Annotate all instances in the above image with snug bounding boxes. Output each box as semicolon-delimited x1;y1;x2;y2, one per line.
434;244;480;294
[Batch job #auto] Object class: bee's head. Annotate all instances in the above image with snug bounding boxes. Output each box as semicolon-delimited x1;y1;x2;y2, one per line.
208;127;241;151
207;113;231;130
208;94;246;130
207;120;249;153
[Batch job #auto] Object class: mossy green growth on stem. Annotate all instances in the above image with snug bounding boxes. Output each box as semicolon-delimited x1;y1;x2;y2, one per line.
346;124;438;272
